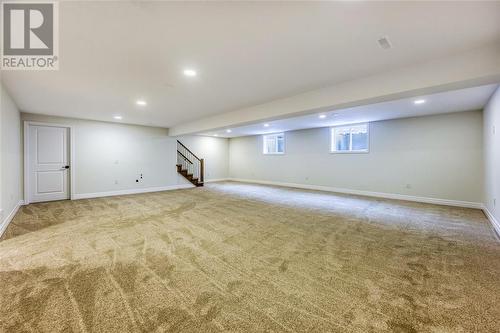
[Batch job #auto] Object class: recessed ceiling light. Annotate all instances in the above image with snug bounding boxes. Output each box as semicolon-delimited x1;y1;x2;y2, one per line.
414;99;426;105
136;100;147;106
264;123;270;127
113;115;122;120
226;129;232;133
319;114;327;119
183;69;197;77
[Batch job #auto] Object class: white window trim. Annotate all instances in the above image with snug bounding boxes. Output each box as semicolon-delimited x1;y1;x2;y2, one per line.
330;123;370;154
263;132;285;155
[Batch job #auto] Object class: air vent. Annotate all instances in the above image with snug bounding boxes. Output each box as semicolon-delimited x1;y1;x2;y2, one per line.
377;36;392;50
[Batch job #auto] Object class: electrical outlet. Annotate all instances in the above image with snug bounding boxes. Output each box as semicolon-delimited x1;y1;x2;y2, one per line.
405;184;412;189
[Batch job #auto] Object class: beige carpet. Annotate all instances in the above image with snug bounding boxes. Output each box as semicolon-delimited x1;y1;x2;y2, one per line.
0;182;499;332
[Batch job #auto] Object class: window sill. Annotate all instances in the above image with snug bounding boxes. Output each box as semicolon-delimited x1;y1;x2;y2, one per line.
330;150;369;154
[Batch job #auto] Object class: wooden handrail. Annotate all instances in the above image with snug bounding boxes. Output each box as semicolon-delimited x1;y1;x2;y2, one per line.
177;150;193;164
177;140;201;161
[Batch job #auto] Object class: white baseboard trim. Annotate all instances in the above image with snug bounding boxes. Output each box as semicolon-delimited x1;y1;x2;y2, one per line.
73;184;194;200
204;178;230;183
0;200;24;238
482;207;500;238
227;178;483;209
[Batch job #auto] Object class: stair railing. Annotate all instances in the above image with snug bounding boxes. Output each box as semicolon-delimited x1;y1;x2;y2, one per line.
177;140;204;184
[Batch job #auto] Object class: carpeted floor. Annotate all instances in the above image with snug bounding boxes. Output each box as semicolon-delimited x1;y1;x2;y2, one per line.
0;182;499;332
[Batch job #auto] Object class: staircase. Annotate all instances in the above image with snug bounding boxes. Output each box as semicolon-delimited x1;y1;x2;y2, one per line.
176;140;204;187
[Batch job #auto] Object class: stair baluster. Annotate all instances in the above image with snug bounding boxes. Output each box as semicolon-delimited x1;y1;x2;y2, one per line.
176;140;204;187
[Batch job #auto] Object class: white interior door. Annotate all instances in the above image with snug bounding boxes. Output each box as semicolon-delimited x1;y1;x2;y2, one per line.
28;125;70;203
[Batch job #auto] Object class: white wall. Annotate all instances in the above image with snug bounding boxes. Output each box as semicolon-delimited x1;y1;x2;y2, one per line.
21;113;229;199
0;84;23;230
229;111;483;204
0;84;2;218
483;86;500;231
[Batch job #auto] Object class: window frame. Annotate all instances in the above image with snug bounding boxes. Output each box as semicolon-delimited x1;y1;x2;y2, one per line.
262;132;285;155
330;123;370;154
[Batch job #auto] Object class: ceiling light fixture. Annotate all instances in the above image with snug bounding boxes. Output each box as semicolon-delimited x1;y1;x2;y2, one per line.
113;115;122;120
264;123;270;127
319;114;327;119
136;100;147;106
414;99;426;105
183;69;197;77
226;129;232;133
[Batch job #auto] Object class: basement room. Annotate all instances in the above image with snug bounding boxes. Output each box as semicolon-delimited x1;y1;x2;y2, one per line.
0;1;499;332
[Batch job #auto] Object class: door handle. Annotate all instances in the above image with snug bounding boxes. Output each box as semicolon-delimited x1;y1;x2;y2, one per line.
61;165;70;170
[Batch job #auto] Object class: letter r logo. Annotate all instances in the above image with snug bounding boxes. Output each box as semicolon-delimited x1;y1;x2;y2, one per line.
2;3;54;55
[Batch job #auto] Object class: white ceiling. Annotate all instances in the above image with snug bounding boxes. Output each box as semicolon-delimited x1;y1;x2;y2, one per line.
200;84;498;138
2;1;500;128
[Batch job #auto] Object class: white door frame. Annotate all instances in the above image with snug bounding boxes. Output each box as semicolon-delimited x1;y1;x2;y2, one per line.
24;121;75;204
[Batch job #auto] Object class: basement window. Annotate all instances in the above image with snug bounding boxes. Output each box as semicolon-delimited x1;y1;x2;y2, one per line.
263;133;285;154
331;123;369;153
